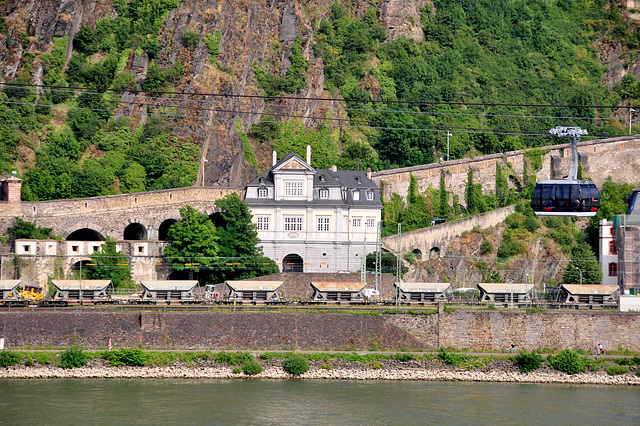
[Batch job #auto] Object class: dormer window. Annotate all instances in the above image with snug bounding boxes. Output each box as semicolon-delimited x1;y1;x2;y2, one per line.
353;190;360;201
319;175;325;182
355;176;361;184
367;190;374;201
258;187;267;198
319;188;329;199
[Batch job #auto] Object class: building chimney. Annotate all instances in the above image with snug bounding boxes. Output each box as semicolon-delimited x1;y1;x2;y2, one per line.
3;175;22;203
272;151;277;167
306;145;311;165
367;168;372;179
331;164;337;172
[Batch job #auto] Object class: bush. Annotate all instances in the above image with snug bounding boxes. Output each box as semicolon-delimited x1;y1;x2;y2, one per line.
182;31;199;48
0;350;22;367
605;364;629;375
60;345;88;369
480;240;493;255
104;348;148;366
242;359;263;376
283;355;309;376
548;349;585;375
437;348;469;366
514;351;542;373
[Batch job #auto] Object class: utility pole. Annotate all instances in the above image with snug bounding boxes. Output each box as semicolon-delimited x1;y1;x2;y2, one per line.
396;223;401;309
630;108;636;135
375;221;381;301
447;132;452;162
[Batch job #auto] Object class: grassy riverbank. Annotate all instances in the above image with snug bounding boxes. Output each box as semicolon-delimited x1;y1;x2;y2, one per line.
1;348;639;384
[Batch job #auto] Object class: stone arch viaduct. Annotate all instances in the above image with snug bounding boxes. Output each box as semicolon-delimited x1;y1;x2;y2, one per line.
0;187;243;242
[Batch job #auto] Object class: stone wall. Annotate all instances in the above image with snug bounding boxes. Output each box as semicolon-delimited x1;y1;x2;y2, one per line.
382;205;515;256
372;136;640;204
0;310;637;352
0;187;243;241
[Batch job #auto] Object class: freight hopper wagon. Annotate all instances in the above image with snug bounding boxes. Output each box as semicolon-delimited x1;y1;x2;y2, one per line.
140;280;199;304
51;280;112;305
394;282;450;304
225;280;284;304
477;283;534;307
311;281;367;304
560;284;620;309
0;280;22;306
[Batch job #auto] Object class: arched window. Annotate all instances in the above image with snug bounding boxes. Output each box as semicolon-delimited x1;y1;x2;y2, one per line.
608;262;618;277
609;240;617;255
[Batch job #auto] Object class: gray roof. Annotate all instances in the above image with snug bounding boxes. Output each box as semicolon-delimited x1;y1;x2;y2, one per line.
140;280;198;291
561;284;619;295
245;152;382;208
477;283;534;294
395;282;451;293
226;280;283;291
0;280;20;291
311;281;367;292
52;280;111;291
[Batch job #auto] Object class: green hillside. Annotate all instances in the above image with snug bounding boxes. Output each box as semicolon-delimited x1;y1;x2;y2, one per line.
0;0;638;200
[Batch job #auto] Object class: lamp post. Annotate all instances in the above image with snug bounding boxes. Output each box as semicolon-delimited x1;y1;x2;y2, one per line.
630;108;636;135
575;266;583;285
447;132;453;162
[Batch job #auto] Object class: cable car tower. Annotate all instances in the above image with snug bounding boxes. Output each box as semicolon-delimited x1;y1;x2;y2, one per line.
530;126;601;217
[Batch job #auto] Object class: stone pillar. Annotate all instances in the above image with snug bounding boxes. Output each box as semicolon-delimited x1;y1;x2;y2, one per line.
2;177;22;203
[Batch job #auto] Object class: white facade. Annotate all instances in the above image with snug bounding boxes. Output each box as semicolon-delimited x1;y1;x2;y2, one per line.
245;152;383;273
599;219;619;286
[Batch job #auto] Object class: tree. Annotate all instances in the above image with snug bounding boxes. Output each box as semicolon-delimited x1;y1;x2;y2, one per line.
562;243;602;284
400;173;430;231
215;193;260;257
87;237;134;290
438;174;452;219
495;162;508;208
465;168;486;215
210;193;279;282
164;205;219;280
7;218;55;240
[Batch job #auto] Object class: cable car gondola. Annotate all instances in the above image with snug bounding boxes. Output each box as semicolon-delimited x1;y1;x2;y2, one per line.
531;127;600;217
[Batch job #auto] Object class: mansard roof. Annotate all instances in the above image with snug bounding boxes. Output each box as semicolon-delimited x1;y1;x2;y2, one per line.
246;152;382;208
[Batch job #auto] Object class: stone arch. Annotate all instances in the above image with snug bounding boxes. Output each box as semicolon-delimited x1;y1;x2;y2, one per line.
158;219;177;241
282;253;303;272
412;248;422;260
209;212;225;228
66;228;105;241
70;260;94;277
429;246;441;258
123;223;148;240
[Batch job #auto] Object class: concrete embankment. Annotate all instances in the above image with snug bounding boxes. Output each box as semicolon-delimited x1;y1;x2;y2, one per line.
2;365;639;385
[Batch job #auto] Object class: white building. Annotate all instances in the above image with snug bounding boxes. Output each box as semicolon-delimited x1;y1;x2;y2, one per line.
599;219;618;285
244;151;383;273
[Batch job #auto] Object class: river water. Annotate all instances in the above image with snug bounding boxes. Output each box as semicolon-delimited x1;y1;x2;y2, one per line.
1;379;639;425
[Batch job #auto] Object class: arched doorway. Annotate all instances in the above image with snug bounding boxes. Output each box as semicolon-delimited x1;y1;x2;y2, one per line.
158;219;177;241
66;228;105;241
412;248;423;260
124;223;148;240
429;246;441;258
71;260;94;279
282;254;303;272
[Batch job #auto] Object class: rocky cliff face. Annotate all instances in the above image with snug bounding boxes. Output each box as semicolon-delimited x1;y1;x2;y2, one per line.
0;0;427;187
